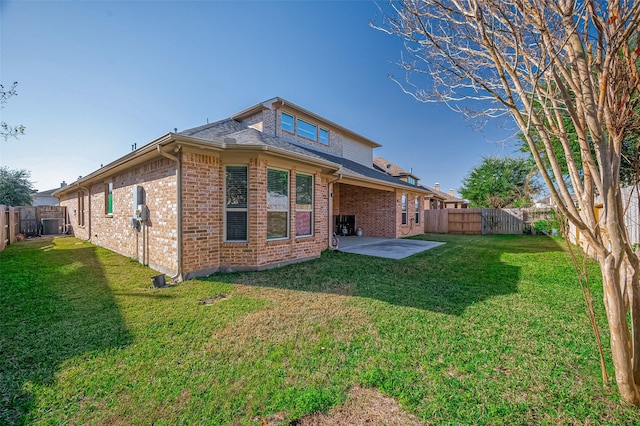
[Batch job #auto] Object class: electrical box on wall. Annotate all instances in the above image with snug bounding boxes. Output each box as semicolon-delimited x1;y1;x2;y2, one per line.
132;186;145;215
138;204;149;221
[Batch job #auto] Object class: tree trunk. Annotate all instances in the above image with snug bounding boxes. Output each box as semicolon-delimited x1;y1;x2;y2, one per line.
601;257;640;405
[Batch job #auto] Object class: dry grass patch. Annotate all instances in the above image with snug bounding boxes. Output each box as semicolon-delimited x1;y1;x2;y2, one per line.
210;284;373;348
294;385;421;426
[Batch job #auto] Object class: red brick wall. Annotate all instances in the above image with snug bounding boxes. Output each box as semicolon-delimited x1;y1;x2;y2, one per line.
394;189;424;238
185;154;330;275
334;183;424;239
59;191;90;240
59;157;179;275
61;149;329;278
336;184;397;238
181;151;222;276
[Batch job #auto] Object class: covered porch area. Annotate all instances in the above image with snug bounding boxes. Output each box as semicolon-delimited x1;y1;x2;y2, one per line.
331;182;397;238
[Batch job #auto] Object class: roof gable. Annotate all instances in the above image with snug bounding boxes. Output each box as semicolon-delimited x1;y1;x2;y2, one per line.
232;97;382;149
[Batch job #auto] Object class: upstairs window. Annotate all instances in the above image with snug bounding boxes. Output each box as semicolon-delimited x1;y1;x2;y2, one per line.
281;112;295;132
407;176;416;185
226;166;248;241
281;112;329;144
401;194;407;225
295;173;313;237
267;169;289;240
319;128;329;144
415;196;420;224
296;119;317;140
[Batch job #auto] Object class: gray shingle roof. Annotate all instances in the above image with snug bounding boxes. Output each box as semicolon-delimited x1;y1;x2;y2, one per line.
34;188;58;196
179;118;424;191
179;118;246;139
372;157;418;179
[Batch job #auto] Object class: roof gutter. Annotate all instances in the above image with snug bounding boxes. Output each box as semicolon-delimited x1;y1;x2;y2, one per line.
157;144;183;282
53;133;226;198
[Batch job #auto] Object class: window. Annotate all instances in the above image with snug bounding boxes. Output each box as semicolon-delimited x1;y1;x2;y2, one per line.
267;169;289;240
407;176;416;185
295;173;313;237
280;112;329;144
78;191;85;226
415;196;420;224
281;112;294;133
296;119;317;140
401;194;407;225
319;128;329;144
226;166;248;241
105;182;113;215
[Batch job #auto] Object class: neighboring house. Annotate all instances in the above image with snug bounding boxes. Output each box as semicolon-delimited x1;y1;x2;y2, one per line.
373;157;421;186
373;156;447;210
55;97;427;280
423;183;469;209
373;157;468;210
420;184;447;210
32;182;66;206
535;194;578;209
533;196;553;209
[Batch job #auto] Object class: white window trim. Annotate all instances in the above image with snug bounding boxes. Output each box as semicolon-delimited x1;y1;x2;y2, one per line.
295;173;314;238
267;167;290;241
415;196;420;224
224;165;249;243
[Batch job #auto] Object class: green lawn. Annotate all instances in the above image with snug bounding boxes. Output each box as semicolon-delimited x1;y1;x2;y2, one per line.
1;235;638;424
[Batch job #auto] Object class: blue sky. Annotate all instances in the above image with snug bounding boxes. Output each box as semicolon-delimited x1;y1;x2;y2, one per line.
1;0;517;195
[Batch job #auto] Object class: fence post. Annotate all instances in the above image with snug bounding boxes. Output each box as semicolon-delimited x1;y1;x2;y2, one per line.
0;205;6;252
9;206;16;243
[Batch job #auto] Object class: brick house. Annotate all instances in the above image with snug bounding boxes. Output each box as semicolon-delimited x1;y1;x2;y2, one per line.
55;98;427;280
373;157;468;210
422;183;469;209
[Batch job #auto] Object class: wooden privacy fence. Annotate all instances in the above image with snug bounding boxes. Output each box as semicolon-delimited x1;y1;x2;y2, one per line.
1;205;20;252
424;208;525;235
0;205;68;252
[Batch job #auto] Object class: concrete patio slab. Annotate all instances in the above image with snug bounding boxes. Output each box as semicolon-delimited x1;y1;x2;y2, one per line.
337;236;445;259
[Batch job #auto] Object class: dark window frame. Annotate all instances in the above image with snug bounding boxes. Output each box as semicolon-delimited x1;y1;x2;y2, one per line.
401;194;407;225
225;165;249;242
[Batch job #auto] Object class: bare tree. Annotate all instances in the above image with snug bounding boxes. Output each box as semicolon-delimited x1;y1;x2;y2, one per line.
1;82;25;141
373;0;640;405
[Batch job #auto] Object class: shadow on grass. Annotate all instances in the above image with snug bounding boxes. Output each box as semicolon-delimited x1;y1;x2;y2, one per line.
213;234;564;316
0;238;132;425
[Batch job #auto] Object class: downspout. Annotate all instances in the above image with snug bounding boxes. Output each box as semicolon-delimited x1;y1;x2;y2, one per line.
158;144;183;281
79;184;91;242
328;172;343;248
